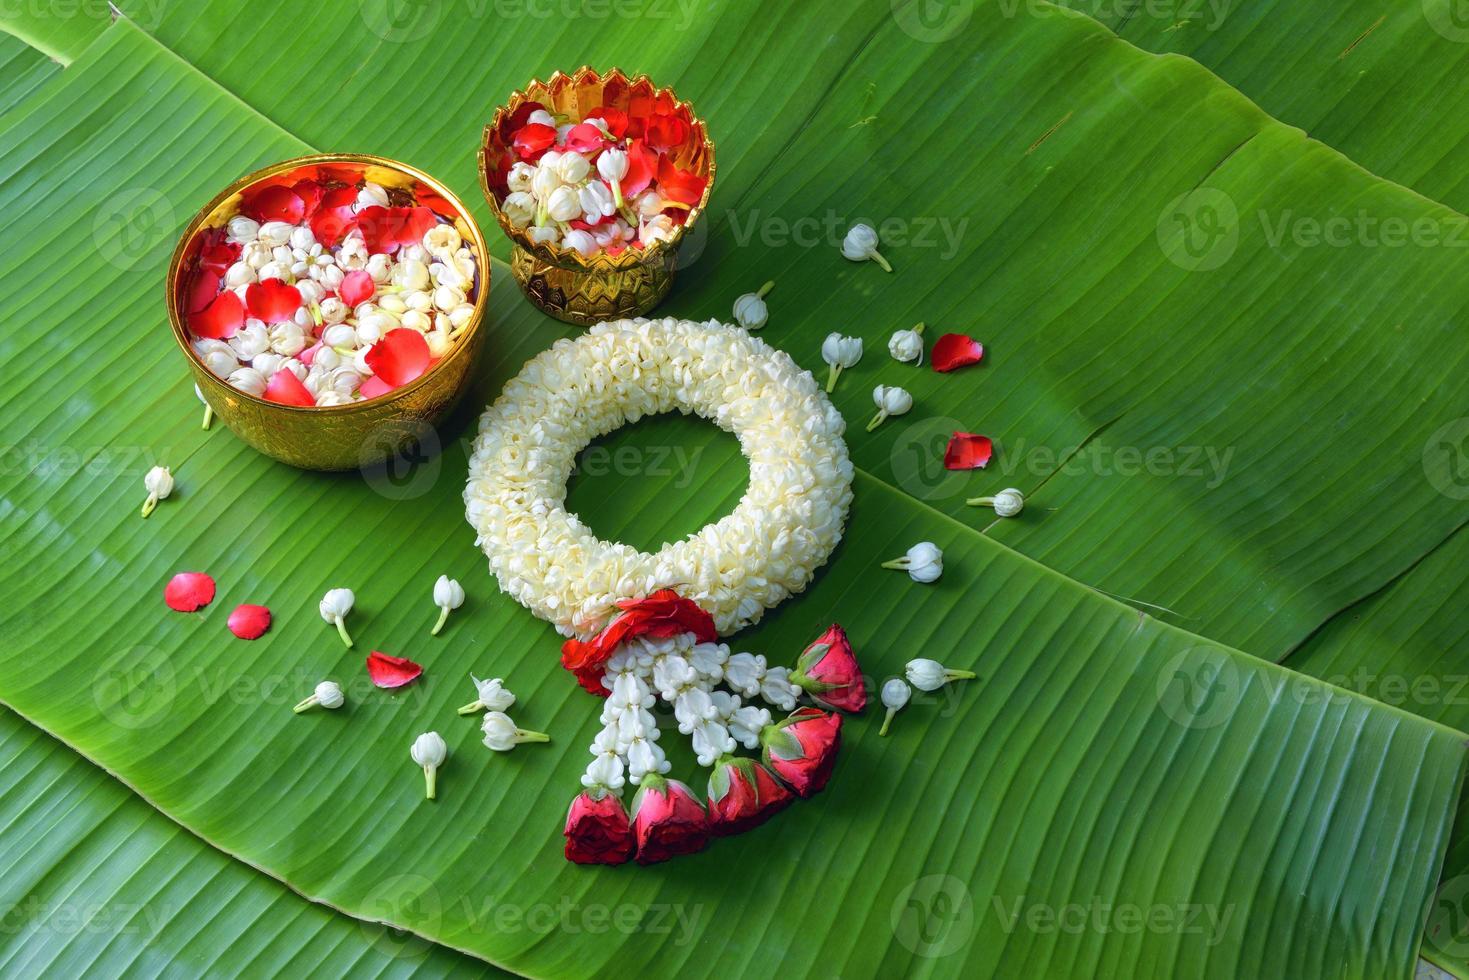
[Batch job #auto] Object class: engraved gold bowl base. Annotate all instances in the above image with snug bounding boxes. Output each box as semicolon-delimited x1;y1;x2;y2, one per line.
166;154;490;471
480;66;715;327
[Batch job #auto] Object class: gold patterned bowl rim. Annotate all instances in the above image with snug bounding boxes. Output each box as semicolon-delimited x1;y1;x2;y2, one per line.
165;152;491;415
478;66;716;272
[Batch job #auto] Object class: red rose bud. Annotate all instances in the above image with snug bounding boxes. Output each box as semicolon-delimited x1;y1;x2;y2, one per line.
761;708;843;798
630;774;709;864
564;790;635;866
790;624;867;713
707;756;794;836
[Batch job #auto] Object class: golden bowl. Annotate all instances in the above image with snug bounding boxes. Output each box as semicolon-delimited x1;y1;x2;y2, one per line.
479;66;715;326
166;153;490;471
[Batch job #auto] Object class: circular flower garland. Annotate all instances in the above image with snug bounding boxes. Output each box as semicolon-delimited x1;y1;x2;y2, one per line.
463;316;854;643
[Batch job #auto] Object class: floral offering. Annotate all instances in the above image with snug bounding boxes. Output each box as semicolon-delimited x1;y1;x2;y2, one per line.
184;175;480;407
488;94;709;258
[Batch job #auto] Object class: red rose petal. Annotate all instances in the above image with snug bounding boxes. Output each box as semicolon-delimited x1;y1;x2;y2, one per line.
585;106;628;139
227;604;271;640
264;368;315;407
364;328;431;389
292;179;324;219
366;651;423;689
189;290;245;340
622;139;657;199
500;100;545;141
198;239;240;276
655;155;707;208
164;572;216;612
357;206;437;254
563;123;606;154
931;333;984;373
944;432;994;471
187;269;220;314
241;184;305;224
358;374;392;400
512;122;557;160
297;341;321;366
340;269;375;308
310;186;360;248
644;114;689;152
246;278;303;324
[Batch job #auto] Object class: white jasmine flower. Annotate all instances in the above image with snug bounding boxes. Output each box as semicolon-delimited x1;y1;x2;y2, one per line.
578;181;616;222
726;702;772;749
597;147;629;196
357;311;397;343
481;711;551;752
202;348;238;378
880;678;911;736
458;675;514;716
268;322;307;356
224;260;256;288
316;390;350;407
821;332;863;392
867;384;913;431
546;185;582;223
906;658;978;692
527;108;556;128
226;367;267;398
319;297;349;324
319;588;355;647
882;541;943;583
337;235;369;270
422;223;461;259
229;321;271;361
530;163;562;203
563;229;598;257
506;162;535;194
639;214;677;246
401;310;433;333
329;368;362;396
226;215;260;244
969;487;1025;517
723;652;767;699
431;574;465;635
527;224;560;246
140;465;173;518
293;680;344;713
555;152;590;184
279;358;308;382
888;322;924;364
252;352;285;380
241;240;272;269
358;182;391;209
733;281;773;330
395;258;431;292
411;732;447;800
289;225;316;250
258;221;294;248
841;222;891;271
433;285;464;313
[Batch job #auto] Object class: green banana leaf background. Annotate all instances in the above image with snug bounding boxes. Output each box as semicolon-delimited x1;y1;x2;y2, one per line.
2;1;1468;977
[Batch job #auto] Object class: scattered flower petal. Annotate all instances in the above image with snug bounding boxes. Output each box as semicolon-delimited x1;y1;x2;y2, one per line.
189;290;245;340
164;572;216;612
227;604;271;640
944;432;993;470
931;333;984;372
245;278;303;324
513;122;558;160
264;368;315;406
309;186;359;247
241;184;305;224
187;270;220;314
366;651;423;689
364;328;432;389
357;206;438;254
339;269;375;308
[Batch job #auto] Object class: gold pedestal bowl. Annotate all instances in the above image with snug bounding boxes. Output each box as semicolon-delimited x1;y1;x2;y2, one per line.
165;153;490;471
479;67;715;327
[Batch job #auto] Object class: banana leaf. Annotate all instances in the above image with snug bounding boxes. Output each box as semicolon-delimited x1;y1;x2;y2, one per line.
1058;0;1469;214
1;3;1468;978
